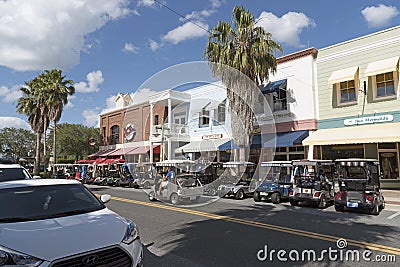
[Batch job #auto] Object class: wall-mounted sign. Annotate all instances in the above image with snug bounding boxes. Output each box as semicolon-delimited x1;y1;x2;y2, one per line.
87;138;97;147
202;133;223;140
344;114;393;126
124;123;136;142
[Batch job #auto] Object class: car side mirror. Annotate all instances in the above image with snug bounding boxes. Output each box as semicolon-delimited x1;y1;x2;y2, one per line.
100;194;112;203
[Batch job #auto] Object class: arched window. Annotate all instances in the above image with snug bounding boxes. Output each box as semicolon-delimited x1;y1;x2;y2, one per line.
110;125;120;145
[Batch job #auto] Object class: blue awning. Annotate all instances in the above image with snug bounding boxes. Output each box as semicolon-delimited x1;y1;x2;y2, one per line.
218;140;239;151
261;79;287;94
263;130;309;148
251;134;275;149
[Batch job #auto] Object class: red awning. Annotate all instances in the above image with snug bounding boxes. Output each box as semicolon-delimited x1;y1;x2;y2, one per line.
107;148;124;156
102;158;126;164
93;158;106;164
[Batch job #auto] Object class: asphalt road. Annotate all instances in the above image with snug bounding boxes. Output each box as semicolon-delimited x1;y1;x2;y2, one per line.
86;185;400;267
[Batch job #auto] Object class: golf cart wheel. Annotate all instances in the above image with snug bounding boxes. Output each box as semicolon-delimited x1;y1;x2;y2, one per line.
318;195;327;209
235;190;245;200
290;200;298;206
253;192;261;202
370;203;379;216
148;191;156;202
271;193;281;204
143;181;150;189
334;205;344;212
170;193;180;205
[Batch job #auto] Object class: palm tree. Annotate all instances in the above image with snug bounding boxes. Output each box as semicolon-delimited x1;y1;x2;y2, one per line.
204;5;282;160
38;69;75;170
16;79;47;175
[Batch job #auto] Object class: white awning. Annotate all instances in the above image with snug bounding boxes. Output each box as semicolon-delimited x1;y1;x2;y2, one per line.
328;66;359;84
364;56;399;77
302;122;400;146
176;138;231;153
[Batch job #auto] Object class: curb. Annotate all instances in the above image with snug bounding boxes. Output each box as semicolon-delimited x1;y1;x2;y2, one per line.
386;200;400;205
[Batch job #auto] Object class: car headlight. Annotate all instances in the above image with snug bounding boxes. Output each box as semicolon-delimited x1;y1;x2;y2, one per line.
122;219;139;244
0;246;43;266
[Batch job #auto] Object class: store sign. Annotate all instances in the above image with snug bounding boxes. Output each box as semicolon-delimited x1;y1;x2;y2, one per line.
202;133;223;140
124;123;136;142
344;115;393;126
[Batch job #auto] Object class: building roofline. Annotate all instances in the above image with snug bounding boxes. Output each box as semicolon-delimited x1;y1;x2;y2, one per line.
277;47;318;64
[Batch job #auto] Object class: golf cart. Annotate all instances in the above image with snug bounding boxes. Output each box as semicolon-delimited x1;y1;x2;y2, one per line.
216;162;255;200
131;162;156;189
148;160;203;205
289;160;335;208
117;163;137;187
253;161;293;204
334;158;385;215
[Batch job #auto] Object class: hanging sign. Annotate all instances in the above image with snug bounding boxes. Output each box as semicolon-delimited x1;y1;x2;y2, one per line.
344;114;393;126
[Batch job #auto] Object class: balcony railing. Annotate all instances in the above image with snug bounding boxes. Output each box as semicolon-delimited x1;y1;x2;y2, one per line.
152;123;189;136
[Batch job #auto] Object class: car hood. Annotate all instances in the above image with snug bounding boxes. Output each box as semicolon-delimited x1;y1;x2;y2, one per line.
0;208;128;261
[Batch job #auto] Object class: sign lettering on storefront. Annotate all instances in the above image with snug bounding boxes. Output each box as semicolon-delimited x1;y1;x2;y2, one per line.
344;115;393;126
202;133;223;140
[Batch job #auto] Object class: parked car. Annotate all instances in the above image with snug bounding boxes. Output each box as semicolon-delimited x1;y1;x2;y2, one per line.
0;164;36;182
0;179;143;266
216;162;255;200
253;161;293;204
334;158;385;215
148;160;203;205
289;160;335;208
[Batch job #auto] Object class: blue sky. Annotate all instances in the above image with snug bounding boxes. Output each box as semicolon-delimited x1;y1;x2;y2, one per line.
0;0;399;130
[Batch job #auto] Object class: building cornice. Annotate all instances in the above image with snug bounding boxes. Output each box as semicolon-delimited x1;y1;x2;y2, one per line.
277;47;318;64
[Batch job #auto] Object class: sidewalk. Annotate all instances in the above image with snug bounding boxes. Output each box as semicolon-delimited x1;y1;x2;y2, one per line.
382;190;400;205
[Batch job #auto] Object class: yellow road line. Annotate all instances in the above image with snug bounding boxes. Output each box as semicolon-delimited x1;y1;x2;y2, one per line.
109;196;400;255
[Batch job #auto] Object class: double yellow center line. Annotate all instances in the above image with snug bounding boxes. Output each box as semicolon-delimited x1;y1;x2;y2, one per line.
110;196;400;256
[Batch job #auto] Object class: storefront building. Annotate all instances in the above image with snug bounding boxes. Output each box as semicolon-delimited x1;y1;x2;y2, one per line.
303;26;400;188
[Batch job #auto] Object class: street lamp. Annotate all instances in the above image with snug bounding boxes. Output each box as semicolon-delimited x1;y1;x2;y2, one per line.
153;118;170;161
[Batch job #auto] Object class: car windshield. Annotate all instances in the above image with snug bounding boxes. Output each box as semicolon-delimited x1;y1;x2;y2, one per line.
0;184;104;222
0;167;31;182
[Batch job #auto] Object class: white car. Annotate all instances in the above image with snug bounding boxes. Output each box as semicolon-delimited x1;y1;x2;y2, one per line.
0;179;143;266
0;164;35;182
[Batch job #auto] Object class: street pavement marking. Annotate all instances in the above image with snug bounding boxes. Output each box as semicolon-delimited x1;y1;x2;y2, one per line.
108;196;400;256
387;211;400;219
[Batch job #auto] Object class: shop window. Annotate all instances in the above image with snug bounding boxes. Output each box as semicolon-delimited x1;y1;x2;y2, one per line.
289;146;305;152
374;72;396;99
379;152;398;179
274;155;287;161
338;80;357;104
110;125;120;145
321;145;364;160
273;88;287;111
154;115;159;125
378;143;396;149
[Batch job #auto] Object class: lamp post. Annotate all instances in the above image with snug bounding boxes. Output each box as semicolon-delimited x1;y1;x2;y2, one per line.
153;118;170;161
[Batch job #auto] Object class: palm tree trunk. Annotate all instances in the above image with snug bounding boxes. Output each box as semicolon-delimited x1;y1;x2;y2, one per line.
53;120;57;175
34;132;41;175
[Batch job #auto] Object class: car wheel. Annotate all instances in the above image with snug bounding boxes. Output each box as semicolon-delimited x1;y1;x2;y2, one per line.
290;200;298;206
271;193;281;204
318;195;327;209
170;193;179;205
148;191;156;202
370;203;379;215
253;191;261;202
235;190;244;200
335;205;344;212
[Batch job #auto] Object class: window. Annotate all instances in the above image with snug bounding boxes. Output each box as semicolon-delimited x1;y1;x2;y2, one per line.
199;109;210;127
110;125;120;145
337;80;357;104
376;72;395;98
154;115;159;125
273;88;287;111
216;100;226;124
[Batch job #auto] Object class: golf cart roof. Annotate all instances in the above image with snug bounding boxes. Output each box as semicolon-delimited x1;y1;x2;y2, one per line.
291;159;334;166
335;158;379;166
156;160;195;167
261;161;292;167
222;161;254;167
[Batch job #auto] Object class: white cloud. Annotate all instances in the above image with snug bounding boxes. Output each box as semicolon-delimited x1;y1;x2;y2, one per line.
162;21;209;44
0;117;31;130
149;39;161;51
0;0;131;71
131;88;158;104
137;0;156;7
74;70;104;93
82;109;101;128
123;42;139;53
0;85;23;103
65;95;76;109
257;11;316;48
361;4;399;28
